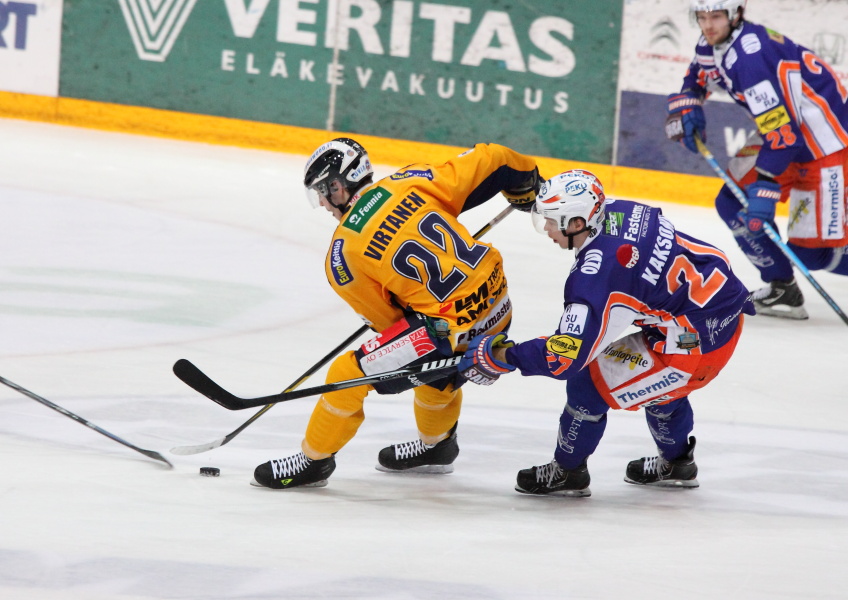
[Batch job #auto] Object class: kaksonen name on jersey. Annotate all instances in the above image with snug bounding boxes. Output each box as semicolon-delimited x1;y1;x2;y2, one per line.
641;215;676;286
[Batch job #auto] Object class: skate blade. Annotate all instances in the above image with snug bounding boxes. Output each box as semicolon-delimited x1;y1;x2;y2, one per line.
249;478;329;489
754;303;809;320
514;486;591;498
624;477;699;489
374;463;454;474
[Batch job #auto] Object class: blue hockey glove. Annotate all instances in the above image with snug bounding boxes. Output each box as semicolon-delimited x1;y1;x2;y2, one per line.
666;93;705;153
458;333;516;386
738;180;781;238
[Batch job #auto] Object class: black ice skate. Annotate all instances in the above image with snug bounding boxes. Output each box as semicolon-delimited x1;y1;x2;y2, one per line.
376;424;459;473
624;436;699;488
252;452;336;489
515;460;591;497
751;278;808;320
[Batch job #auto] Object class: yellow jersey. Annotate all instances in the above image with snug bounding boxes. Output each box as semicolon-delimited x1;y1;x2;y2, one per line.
324;143;537;348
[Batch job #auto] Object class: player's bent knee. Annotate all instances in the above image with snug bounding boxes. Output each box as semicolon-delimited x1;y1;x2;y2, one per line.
564;402;606;423
327;351;366;384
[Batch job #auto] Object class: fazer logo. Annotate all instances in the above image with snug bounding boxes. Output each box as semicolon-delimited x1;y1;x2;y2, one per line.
119;0;198;62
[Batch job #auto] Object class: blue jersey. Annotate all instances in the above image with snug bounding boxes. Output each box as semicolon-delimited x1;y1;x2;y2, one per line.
682;21;848;178
505;200;754;380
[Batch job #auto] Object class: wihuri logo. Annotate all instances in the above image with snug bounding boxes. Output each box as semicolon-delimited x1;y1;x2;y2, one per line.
118;0;198;62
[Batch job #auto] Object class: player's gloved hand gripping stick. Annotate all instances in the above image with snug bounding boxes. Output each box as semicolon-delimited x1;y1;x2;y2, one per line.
694;134;848;326
457;333;515;385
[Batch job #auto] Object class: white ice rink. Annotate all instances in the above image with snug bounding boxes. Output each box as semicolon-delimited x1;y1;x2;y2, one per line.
1;118;847;599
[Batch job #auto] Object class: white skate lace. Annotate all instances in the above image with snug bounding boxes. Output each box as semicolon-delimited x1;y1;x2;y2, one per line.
394;439;434;459
536;460;564;484
751;284;783;303
642;456;669;477
270;452;311;478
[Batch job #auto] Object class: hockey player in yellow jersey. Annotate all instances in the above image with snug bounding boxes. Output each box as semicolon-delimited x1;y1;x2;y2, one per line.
253;138;542;489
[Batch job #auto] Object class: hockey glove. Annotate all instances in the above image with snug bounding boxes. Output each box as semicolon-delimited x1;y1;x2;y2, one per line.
665;93;705;153
458;333;516;386
738;179;781;238
502;168;543;212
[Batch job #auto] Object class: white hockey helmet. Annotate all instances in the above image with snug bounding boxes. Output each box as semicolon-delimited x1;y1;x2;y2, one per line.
532;169;606;247
303;138;373;211
690;0;746;23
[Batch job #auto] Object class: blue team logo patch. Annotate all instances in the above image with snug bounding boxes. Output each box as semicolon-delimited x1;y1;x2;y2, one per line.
330;239;353;286
390;169;434;181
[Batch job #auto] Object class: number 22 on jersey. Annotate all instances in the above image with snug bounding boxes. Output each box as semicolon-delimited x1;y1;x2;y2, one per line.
391;212;489;302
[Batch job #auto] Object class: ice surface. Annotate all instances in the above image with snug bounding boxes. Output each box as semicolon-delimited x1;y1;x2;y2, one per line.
1;119;846;599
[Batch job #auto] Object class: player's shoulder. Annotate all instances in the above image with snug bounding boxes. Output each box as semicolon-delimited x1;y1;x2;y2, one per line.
602;199;661;239
739;21;787;42
732;21;791;55
385;163;438;185
599;199;670;260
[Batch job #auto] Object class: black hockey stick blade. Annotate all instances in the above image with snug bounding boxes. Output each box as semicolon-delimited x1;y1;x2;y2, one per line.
170;325;370;455
173;359;285;410
174;356;462;411
0;375;173;468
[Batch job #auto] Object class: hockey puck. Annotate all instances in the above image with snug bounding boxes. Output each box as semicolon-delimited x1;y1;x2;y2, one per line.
199;467;220;477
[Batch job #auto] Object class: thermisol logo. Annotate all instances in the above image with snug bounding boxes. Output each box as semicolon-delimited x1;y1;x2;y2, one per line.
118;0;197;62
0;1;38;50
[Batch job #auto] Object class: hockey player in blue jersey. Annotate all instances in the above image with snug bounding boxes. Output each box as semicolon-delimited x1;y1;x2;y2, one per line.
457;170;755;496
666;0;848;320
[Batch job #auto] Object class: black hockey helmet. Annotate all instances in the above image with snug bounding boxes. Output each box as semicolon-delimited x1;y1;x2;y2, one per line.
303;138;374;212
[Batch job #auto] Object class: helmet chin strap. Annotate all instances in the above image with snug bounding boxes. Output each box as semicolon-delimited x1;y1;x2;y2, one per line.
334;196;353;215
560;224;591;250
327;182;355;215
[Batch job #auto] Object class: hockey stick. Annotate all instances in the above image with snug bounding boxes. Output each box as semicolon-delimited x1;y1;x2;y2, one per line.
173;355;461;411
0;375;173;467
171;204;516;448
170;324;369;455
694;134;848;325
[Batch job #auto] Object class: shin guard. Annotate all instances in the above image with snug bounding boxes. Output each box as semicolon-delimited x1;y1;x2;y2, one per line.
644;397;694;461
303;351;369;458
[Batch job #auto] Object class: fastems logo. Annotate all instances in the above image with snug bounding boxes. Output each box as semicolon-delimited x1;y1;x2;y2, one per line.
118;0;198;62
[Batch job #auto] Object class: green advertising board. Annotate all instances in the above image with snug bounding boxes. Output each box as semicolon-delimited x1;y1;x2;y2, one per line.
60;1;622;163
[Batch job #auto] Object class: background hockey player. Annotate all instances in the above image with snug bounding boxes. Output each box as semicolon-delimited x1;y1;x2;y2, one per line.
665;0;848;319
252;138;541;489
457;169;754;496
